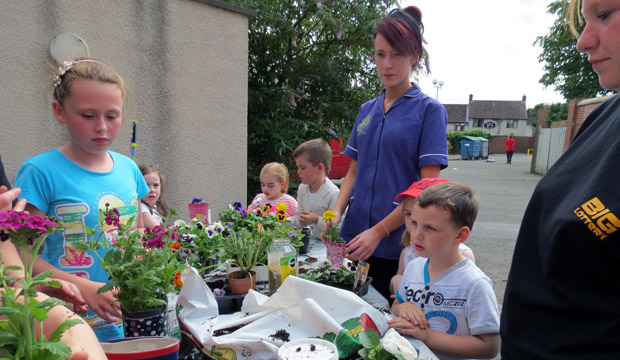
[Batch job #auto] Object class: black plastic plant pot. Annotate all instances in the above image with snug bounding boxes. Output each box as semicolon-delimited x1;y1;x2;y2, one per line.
206;279;245;314
299;227;311;255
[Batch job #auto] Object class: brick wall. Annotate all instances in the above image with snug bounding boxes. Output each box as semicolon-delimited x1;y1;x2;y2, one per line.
489;136;534;154
563;96;611;151
529;95;612;172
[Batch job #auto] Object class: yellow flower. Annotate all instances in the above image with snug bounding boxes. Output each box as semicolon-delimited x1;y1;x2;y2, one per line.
322;210;336;222
261;204;272;213
276;211;287;222
276;202;288;212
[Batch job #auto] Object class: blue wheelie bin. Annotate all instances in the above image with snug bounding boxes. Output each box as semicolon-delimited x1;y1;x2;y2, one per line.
461;136;480;160
474;136;489;159
461;140;474;160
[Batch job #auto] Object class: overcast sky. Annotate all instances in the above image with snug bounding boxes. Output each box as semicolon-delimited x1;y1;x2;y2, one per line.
400;0;567;108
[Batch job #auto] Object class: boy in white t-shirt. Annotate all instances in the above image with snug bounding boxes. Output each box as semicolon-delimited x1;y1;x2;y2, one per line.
389;179;476;296
289;139;340;241
389;180;500;360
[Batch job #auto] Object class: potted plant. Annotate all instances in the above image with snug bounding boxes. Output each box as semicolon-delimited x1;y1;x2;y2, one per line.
74;204;185;338
174;218;224;275
0;210;81;360
302;261;372;297
188;197;209;223
321;210;347;269
222;229;270;294
358;328;418;360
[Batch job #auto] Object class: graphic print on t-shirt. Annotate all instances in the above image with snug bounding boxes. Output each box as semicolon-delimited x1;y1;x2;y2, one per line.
403;284;466;335
574;197;620;240
55;193;139;278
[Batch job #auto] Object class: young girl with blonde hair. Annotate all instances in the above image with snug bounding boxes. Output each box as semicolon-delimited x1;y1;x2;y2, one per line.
247;162;298;217
14;59;149;341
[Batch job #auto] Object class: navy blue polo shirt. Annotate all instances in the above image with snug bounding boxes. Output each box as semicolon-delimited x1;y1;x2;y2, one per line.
341;84;448;259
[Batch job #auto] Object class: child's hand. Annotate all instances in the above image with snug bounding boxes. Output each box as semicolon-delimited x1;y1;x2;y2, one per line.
36;279;88;313
388;316;430;342
79;279;121;321
394;302;429;329
299;211;318;226
0;185;27;211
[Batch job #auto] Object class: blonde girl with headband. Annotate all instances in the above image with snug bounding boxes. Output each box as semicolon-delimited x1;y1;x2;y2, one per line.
14;58;149;341
247;162;298;217
139;164;170;229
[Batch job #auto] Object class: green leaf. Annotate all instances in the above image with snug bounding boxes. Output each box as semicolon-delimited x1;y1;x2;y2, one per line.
0;307;20;316
32;270;58;282
359;328;380;349
30;307;49;322
31;341;72;359
96;282;114;294
48;319;82;342
85;225;96;236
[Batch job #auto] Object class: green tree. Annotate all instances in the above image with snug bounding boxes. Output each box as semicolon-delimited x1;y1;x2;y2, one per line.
528;102;569;127
536;1;614;100
229;0;396;202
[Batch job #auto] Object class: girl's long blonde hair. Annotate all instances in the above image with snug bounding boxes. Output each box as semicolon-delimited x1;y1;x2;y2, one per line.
567;0;583;37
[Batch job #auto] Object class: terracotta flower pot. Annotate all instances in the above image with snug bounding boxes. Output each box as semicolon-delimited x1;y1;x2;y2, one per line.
326;241;347;269
227;270;257;295
121;303;170;338
102;336;180;360
188;203;209;224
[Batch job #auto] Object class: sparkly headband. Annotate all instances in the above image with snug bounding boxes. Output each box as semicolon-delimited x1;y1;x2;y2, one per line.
53;59;105;88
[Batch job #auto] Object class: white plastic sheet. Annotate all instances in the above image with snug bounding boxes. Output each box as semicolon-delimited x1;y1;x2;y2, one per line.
177;267;389;359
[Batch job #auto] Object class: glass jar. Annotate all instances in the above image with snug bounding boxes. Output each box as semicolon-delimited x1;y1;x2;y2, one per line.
268;238;297;295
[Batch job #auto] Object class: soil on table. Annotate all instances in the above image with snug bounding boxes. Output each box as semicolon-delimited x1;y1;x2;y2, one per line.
212;324;244;337
298;256;318;266
268;329;290;342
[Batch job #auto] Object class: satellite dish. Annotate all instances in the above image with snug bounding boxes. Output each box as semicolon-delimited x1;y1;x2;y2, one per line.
49;33;91;64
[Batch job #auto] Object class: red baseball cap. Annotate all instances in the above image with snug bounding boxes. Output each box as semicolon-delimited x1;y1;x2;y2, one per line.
395;178;449;200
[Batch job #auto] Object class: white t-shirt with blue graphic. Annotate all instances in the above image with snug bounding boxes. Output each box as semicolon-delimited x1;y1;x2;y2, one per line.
398;258;499;360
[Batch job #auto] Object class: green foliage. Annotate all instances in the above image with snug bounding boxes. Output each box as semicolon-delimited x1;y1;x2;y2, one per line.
173;218;223;269
223;229;271;277
0;212;76;360
536;1;615;100
528;102;569;126
74;207;185;312
446;130;491;155
302;261;355;286
358;329;394;360
228;0;397;202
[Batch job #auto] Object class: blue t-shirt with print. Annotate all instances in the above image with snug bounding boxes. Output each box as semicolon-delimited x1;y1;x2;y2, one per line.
14;149;149;283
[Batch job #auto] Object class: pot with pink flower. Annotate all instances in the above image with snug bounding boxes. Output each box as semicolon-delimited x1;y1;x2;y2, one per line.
321;210;347;269
0;210;82;359
74;205;186;337
188;197;210;224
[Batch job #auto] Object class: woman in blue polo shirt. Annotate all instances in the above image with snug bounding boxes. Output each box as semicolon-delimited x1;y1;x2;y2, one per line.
332;6;448;300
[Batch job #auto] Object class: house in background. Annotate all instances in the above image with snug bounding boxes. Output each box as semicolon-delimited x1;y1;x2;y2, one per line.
444;104;468;132
444;94;532;136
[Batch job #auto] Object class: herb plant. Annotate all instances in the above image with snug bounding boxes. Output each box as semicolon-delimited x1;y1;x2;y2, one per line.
0;210;81;360
74;205;185;313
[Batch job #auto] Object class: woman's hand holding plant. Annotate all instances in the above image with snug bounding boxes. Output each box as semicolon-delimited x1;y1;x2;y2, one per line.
345;227;383;261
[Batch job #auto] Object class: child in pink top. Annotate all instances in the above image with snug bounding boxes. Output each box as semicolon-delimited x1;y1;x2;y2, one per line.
247;162;298;217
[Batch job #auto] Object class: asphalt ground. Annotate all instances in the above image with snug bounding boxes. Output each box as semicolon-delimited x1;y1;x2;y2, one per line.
442;152;541;311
